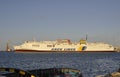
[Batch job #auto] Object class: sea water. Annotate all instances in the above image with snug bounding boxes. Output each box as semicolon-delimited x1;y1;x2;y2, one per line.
0;51;120;77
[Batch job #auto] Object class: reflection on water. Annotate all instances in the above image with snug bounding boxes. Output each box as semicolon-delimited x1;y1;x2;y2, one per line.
0;51;120;77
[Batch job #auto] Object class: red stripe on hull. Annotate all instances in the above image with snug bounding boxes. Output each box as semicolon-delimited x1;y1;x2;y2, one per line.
14;49;116;52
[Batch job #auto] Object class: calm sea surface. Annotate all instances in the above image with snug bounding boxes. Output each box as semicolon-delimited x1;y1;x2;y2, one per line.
0;51;120;77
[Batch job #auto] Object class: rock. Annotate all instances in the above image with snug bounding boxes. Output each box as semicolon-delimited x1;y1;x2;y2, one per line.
108;72;120;77
96;68;120;77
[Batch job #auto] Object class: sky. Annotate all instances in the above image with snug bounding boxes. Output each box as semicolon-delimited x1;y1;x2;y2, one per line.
0;0;120;50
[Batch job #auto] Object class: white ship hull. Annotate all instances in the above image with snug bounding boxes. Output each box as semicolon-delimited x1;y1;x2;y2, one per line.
14;39;115;52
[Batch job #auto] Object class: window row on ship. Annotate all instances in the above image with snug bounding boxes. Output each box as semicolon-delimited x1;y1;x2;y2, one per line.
31;44;77;49
51;48;76;51
31;45;54;47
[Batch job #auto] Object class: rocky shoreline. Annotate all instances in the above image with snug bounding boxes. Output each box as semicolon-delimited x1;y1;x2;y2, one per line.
96;68;120;77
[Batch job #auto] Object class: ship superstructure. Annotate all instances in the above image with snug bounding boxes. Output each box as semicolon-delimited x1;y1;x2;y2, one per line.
14;39;114;52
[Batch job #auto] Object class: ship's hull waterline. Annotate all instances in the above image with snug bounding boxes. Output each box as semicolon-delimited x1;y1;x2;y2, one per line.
14;39;115;52
15;49;116;52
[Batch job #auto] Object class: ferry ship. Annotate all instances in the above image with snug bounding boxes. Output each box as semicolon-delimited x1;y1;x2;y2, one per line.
13;39;115;52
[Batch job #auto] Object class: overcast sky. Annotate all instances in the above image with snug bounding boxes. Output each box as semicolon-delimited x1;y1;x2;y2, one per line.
0;0;120;50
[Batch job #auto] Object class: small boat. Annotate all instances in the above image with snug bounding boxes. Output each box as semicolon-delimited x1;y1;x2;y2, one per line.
0;67;83;77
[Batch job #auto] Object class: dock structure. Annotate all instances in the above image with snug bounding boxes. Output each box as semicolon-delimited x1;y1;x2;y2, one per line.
6;41;12;52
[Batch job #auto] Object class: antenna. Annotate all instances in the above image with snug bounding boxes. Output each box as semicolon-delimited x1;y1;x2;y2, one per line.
85;34;88;41
33;37;36;42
